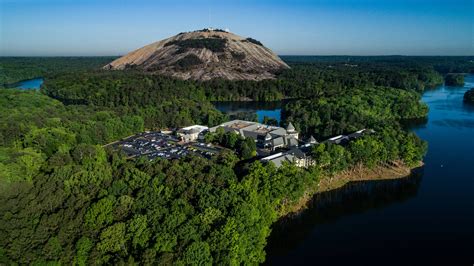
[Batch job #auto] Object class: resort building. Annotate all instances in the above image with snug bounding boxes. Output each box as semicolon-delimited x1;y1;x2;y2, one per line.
306;135;318;145
209;120;299;150
324;129;372;145
326;135;350;145
260;128;371;168
177;125;209;142
260;146;314;168
260;152;294;168
286;122;299;139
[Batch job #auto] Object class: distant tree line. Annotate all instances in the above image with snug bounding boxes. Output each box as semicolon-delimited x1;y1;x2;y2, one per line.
445;73;465;86
281;55;474;74
0;57;116;86
200;60;445;102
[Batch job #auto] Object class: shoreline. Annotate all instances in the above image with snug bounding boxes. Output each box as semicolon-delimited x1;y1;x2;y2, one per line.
277;161;423;217
2;76;43;88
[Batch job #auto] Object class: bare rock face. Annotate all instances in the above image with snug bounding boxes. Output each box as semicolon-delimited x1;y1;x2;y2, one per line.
104;29;290;81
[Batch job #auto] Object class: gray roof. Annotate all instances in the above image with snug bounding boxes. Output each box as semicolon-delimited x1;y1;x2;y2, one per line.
308;135;318;144
189;128;201;134
287;148;306;158
270;128;287;136
265;133;273;140
347;132;363;139
286;122;296;132
269;154;294;168
271;137;285;147
327;136;349;145
287;137;299;147
241;130;258;139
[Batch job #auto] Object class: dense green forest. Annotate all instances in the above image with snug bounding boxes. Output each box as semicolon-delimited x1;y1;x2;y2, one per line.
444;73;465;86
42;59;445;104
0;127;425;264
1;56;469;264
281;56;474;74
42;71;226;129
201;60;444;101
0;90;144;183
0;57;117;86
283;87;428;139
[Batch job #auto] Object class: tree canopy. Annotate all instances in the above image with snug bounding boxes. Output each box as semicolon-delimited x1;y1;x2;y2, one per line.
1;55;466;264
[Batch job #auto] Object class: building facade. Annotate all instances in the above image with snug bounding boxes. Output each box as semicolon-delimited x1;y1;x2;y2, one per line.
177;125;209;142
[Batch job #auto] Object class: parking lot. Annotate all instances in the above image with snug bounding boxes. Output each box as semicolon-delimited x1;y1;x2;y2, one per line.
109;131;223;161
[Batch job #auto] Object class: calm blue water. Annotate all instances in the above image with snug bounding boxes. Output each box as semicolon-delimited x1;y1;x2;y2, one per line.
265;75;474;265
213;101;282;123
256;109;281;123
9;78;43;90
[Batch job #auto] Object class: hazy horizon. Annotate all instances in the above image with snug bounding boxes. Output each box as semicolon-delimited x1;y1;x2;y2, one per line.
1;0;473;56
1;54;473;58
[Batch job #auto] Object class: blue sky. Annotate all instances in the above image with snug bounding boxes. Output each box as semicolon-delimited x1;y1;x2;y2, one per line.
1;0;473;56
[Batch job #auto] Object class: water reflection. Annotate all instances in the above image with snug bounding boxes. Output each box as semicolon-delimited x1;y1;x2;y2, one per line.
400;117;429;130
265;171;423;261
461;101;474;112
431;118;474;129
264;74;474;266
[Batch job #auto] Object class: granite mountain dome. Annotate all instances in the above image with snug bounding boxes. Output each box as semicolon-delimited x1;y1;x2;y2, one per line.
103;29;290;81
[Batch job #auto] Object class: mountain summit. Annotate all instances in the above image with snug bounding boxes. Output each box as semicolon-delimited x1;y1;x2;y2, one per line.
104;29;290;81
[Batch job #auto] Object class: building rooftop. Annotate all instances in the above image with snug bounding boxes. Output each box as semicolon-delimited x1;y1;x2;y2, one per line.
271;137;285;147
287;147;306;158
269;127;287;136
261;152;284;161
210;119;300;150
308;135;318;144
261;153;295;168
286;122;296;132
181;125;209;132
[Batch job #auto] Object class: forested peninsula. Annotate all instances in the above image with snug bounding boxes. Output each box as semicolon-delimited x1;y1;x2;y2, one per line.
1;56;473;264
445;73;465;86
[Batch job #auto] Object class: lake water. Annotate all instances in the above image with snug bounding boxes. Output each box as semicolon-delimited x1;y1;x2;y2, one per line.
8;77;43;90
213;101;282;123
264;75;474;265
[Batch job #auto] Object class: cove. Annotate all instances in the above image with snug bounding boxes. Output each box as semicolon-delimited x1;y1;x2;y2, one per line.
212;101;283;123
6;77;44;90
264;75;474;265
